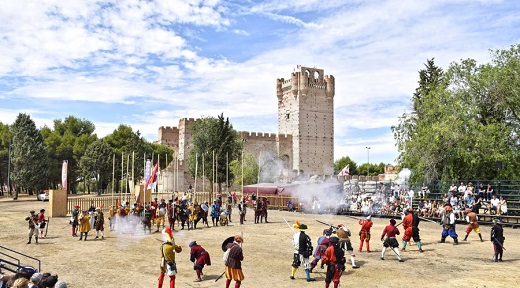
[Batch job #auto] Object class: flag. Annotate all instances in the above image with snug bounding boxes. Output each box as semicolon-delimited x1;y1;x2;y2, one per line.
62;160;68;192
145;162;159;190
339;164;350;176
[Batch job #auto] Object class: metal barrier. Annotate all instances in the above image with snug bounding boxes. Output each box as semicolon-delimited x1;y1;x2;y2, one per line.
0;245;41;273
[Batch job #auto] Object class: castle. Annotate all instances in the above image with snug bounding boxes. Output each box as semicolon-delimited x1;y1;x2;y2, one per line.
157;65;335;192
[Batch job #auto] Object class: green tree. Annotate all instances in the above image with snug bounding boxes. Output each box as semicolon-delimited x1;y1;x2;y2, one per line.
105;125;151;193
42;116;97;194
393;48;520;183
9;113;49;198
187;114;242;192
334;156;357;175
0;122;11;196
79;139;113;194
229;152;259;186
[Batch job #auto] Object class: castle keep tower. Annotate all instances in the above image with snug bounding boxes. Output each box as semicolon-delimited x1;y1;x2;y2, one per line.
277;65;335;175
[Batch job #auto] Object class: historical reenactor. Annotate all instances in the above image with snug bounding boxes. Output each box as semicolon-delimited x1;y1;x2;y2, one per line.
210;200;220;227
224;235;245;288
463;208;483;242
158;228;182;288
200;200;209;228
358;215;373;252
167;200;175;231
156;199;167;232
189;241;211;282
108;205;117;231
71;205;80;237
25;210;39;244
180;201;191;230
336;224;359;268
238;200;246;225
411;208;424;252
381;219;404;262
78;210;91;241
262;197;269;223
151;198;159;230
94;207;105;240
37;209;47;239
490;219;504;262
226;200;233;223
143;204;153;234
440;205;459;245
88;202;96;230
290;221;316;282
189;202;201;229
321;236;346;288
310;229;331;272
401;208;413;251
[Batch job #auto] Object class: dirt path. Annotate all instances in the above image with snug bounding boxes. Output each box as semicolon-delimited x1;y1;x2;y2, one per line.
1;199;519;287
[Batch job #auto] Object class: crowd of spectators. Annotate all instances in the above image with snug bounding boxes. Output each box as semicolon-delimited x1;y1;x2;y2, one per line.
335;181;510;218
0;266;67;288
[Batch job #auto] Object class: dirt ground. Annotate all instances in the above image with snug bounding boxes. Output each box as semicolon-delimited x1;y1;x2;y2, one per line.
1;197;519;288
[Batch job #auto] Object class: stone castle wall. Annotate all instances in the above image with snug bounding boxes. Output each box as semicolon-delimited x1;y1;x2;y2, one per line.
157;65;334;191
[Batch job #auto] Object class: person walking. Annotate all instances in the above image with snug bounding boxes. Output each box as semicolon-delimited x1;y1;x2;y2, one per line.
224;235;245;288
381;219;404;262
290;222;316;282
25;210;38;244
78;210;91;241
158;228;182;288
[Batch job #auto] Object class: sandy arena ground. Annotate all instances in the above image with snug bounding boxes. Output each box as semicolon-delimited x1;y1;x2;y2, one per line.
1;197;519;288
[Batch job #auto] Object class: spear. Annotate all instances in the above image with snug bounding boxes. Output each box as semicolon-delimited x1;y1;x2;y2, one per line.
345;215;363;221
418;216;439;225
283;218;296;234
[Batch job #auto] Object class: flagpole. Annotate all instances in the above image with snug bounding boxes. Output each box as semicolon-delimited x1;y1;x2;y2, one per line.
226;152;229;194
241;150;244;197
121;152;124;205
112;153;115;205
126;154;130;197
132;151;135;197
202;152;205;197
195;153;198;202
165;153;168;193
158;154;160;199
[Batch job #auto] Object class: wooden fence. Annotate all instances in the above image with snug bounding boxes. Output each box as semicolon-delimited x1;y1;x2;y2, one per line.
66;192;300;215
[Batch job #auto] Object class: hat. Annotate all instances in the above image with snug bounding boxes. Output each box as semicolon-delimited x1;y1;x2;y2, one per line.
493;219;502;224
96;207;101;211
298;224;308;231
30;210;35;214
31;272;43;282
234;235;244;243
366;215;372;220
390;219;396;225
328;236;339;243
74;205;80;208
55;280;68;288
40;209;45;212
162;228;173;243
323;229;332;236
407;208;413;213
445;206;452;212
189;241;197;247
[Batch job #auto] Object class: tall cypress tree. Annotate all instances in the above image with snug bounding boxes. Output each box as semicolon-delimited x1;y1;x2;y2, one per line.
10;113;49;198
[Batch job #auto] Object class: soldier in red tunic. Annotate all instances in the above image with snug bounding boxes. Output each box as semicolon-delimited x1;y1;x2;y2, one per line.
358;215;373;252
381;219;404;262
189;241;211;282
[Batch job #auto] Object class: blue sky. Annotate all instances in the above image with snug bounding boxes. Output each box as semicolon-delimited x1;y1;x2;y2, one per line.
1;0;520;166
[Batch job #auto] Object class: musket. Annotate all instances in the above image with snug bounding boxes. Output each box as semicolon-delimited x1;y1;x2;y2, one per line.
283;218;296;234
418;216;439;225
345;215;363;221
316;220;338;229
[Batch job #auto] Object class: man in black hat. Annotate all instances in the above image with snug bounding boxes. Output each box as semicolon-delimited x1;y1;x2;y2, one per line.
25;210;38;244
321;236;346;288
290;222;315;282
491;219;505;262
